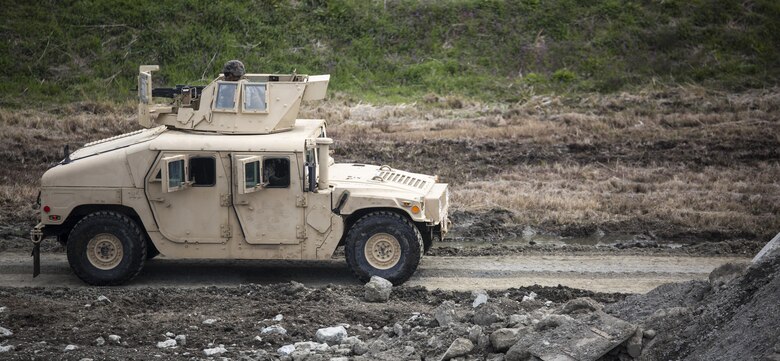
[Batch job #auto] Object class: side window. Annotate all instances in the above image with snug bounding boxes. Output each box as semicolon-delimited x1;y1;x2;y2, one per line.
215;83;238;110
236;155;262;194
161;155;189;193
263;158;290;188
189;156;216;187
245;161;260;188
243;83;267;112
168;160;184;188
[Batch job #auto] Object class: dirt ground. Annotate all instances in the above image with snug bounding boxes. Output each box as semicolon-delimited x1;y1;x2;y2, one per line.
0;253;776;361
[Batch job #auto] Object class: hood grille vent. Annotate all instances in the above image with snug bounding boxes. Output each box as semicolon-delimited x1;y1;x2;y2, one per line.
377;171;428;189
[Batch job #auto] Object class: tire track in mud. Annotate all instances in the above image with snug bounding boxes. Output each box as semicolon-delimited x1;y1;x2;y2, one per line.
0;252;749;294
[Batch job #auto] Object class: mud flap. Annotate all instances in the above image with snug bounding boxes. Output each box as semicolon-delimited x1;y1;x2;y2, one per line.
32;243;40;278
30;223;44;278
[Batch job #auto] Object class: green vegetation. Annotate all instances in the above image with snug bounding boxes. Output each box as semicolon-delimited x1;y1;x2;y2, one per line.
1;0;778;105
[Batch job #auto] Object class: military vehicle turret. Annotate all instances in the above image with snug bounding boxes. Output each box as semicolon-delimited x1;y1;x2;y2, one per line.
30;62;449;285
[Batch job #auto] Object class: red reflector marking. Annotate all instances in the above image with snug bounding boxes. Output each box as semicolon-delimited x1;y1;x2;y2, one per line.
43;206;51;213
48;215;61;221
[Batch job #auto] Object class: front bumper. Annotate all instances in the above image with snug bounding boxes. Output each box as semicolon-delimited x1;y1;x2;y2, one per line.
424;183;450;234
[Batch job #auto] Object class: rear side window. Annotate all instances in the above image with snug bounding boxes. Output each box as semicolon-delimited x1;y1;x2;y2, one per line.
189;157;216;187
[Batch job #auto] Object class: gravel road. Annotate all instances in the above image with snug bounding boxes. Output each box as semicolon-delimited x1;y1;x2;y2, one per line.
0;252;749;293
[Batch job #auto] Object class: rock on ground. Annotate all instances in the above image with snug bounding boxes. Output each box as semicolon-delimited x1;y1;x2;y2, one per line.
473;303;506;326
441;337;474;360
507;311;636;361
64;345;78;352
434;301;457;327
316;326;348;345
0;345;14;353
490;328;524;352
472;290;489;308
203;345;227;356
364;276;393;302
261;325;287;335
156;339;176;348
277;344;295;356
625;328;643;358
0;326;12;338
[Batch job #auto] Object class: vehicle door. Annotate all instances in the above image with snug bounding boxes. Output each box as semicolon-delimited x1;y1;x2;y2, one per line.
233;153;305;244
146;153;230;244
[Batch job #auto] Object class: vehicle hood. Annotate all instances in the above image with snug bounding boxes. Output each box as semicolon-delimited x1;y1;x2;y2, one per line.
329;163;436;198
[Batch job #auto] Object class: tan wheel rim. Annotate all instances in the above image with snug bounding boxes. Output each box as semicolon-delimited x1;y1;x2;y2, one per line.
86;233;124;270
364;233;401;270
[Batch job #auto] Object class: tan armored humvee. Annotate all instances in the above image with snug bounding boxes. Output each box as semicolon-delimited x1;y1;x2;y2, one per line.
30;64;449;286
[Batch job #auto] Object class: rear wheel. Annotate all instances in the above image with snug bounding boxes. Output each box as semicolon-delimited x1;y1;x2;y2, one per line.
66;211;147;286
345;211;423;285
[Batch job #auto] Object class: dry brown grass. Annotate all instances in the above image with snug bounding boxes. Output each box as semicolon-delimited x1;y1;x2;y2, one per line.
453;162;780;239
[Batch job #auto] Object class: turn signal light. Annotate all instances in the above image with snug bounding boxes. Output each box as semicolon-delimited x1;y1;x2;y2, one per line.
411;205;421;214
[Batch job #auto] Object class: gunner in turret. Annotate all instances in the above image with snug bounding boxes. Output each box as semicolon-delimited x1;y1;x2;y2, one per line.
222;59;245;81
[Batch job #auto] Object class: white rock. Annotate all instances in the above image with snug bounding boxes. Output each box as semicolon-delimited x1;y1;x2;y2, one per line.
472;290;489;308
272;314;284;321
260;325;287;335
316;326;348;345
203;345;227;356
156;339;177;349
544;300;553;307
164;332;174;338
277;344;295;356
521;292;537;302
364;276;393;302
175;335;187;346
79;358;93;361
64;344;79;352
0;307;7;313
96;295;111;303
329;357;348;361
95;336;105;346
202;318;218;325
108;335;121;342
254;336;263;342
0;345;14;353
0;326;12;338
294;341;330;352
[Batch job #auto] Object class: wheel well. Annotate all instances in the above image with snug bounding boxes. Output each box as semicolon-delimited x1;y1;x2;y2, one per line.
53;205;157;254
339;207;433;252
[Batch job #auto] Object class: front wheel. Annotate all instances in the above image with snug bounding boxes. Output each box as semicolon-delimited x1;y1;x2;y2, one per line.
345;211;423;285
66;211;147;286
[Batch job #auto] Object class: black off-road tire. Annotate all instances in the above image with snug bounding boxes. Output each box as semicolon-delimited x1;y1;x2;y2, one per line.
345;211;423;285
66;211;147;286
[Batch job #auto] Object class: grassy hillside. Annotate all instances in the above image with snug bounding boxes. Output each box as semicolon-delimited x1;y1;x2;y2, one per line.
1;0;778;105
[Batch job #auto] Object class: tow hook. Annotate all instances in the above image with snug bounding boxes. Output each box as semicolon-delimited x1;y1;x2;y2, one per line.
30;223;44;278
